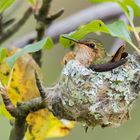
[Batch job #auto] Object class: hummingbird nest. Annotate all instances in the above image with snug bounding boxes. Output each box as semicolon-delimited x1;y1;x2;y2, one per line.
46;53;140;128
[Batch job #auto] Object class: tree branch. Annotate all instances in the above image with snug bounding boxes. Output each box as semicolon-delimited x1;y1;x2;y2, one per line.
0;87;18;117
35;71;46;100
34;0;53;41
3;18;15;28
32;0;53;66
12;3;123;48
0;7;33;44
0;85;46;140
46;8;64;23
33;0;64;66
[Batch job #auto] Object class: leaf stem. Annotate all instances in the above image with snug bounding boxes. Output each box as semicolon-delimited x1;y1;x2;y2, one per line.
129;20;140;49
129;41;140;54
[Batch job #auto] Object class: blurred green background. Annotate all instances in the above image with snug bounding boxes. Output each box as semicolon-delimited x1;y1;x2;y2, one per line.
0;0;140;140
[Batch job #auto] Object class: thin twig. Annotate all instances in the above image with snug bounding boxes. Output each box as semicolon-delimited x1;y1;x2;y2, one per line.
3;18;15;28
39;0;52;18
129;20;140;49
35;0;53;41
0;87;18;117
33;0;64;66
33;0;53;66
46;8;64;23
35;71;46;100
0;7;33;44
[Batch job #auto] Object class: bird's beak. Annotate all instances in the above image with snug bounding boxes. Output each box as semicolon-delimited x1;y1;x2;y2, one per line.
62;36;90;48
62;35;81;44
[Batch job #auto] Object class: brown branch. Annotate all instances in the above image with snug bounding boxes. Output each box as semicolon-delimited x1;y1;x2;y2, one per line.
0;87;18;117
0;84;46;140
3;18;15;28
12;3;123;48
46;8;64;23
0;7;33;44
9;97;46;140
33;0;53;66
39;0;52;17
35;71;46;100
33;0;64;66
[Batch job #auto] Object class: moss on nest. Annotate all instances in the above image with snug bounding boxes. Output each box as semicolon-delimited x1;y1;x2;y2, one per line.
57;53;140;128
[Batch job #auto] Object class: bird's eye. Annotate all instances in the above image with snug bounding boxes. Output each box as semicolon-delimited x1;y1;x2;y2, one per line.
87;43;95;48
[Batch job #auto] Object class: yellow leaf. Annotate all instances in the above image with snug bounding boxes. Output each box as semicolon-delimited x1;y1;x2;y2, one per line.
0;49;74;139
26;109;75;140
0;103;13;120
46;117;74;138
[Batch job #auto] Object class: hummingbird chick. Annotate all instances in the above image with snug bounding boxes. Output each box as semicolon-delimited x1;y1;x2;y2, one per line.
62;36;128;72
62;36;106;67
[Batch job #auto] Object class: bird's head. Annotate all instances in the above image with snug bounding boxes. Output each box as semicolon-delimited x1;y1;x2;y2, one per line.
62;36;106;65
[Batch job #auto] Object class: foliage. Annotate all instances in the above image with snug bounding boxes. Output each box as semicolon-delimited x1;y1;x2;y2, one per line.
0;0;37;13
0;1;74;139
0;49;74;140
0;48;7;63
7;37;53;69
60;0;140;53
60;20;132;47
0;0;16;13
28;0;37;6
89;0;140;16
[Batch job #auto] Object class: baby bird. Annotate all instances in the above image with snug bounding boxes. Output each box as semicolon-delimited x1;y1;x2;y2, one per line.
62;36;106;67
62;36;128;72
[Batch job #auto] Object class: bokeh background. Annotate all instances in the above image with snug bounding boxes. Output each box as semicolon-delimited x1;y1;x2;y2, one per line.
0;0;140;140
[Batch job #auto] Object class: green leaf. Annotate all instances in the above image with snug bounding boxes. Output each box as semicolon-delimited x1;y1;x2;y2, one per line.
0;0;16;13
43;37;53;49
60;20;132;48
123;0;140;16
27;0;37;6
89;0;140;16
7;37;53;68
60;20;109;48
127;6;134;21
107;20;131;42
0;48;7;63
118;2;134;22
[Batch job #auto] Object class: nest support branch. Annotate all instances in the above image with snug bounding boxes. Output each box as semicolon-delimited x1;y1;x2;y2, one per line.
0;84;46;140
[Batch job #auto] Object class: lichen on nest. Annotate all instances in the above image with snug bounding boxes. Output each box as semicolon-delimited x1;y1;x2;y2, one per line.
45;53;140;128
55;53;140;128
